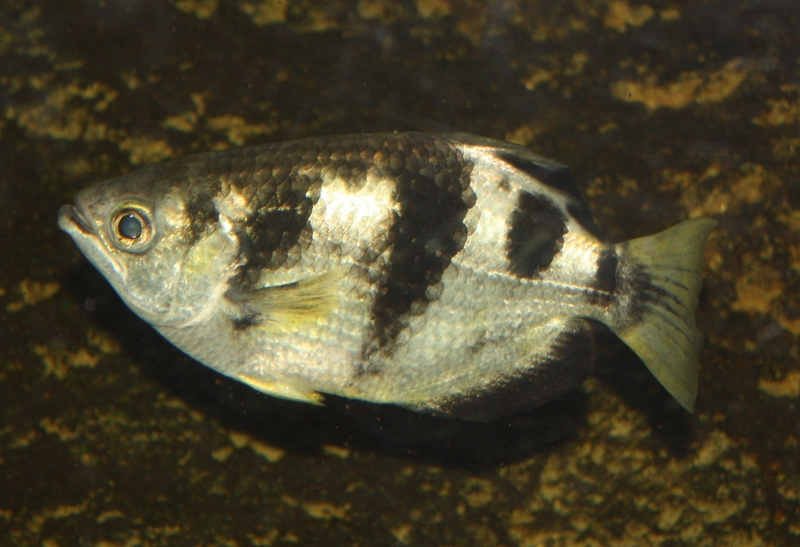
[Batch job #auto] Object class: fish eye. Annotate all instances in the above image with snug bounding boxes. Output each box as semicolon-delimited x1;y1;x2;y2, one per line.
118;214;143;240
111;206;154;252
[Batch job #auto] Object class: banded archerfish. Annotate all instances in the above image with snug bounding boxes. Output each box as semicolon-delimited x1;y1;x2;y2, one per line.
59;133;715;421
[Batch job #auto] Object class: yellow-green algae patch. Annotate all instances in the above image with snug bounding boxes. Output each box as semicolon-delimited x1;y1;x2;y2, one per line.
612;59;751;111
5;279;60;312
238;0;289;26
759;371;800;398
503;382;768;546
603;0;655;33
752;84;800;126
173;0;219;20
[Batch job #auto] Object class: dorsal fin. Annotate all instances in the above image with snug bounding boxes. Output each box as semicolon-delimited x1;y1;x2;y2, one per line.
494;150;583;201
491;148;608;242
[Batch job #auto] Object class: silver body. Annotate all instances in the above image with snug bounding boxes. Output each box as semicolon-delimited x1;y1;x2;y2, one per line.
164;145;599;404
59;133;715;420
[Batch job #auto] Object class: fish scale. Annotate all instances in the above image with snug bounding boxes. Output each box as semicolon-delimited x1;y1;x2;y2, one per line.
59;132;716;421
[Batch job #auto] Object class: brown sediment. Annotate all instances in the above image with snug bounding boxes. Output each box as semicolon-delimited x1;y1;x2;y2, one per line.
2;0;798;545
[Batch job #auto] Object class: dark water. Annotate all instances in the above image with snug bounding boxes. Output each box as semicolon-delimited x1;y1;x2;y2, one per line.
1;0;798;545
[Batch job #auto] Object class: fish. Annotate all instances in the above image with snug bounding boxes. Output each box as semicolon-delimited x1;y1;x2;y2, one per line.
58;133;716;421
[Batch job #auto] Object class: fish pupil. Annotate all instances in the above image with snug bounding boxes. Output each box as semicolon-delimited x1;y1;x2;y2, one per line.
118;214;143;240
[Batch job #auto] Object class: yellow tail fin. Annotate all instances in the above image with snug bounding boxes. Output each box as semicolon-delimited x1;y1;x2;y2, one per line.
606;218;716;411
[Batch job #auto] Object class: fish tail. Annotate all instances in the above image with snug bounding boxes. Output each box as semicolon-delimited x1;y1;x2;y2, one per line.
602;218;717;411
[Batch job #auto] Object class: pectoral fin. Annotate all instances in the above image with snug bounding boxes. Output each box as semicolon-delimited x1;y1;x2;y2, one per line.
227;267;345;329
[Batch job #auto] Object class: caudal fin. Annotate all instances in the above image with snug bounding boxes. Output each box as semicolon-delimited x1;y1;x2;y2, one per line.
606;218;716;411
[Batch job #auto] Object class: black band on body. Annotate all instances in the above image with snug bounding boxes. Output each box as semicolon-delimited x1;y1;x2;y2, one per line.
506;191;568;278
363;135;476;357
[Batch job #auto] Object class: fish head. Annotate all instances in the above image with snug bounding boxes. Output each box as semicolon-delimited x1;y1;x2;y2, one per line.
58;164;239;328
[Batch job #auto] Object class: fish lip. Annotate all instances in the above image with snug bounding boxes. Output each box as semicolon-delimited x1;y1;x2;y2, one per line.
58;196;128;281
58;197;95;236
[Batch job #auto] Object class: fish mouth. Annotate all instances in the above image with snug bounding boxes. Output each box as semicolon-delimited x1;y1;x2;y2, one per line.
58;198;95;236
58;196;129;282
